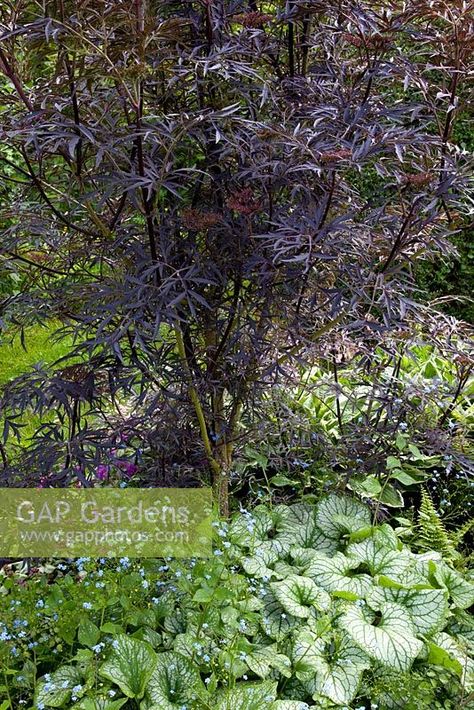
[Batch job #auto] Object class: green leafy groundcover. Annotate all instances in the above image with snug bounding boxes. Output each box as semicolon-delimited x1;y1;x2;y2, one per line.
0;496;473;709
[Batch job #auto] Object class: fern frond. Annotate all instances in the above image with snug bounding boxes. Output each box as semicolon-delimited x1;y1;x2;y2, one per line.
451;517;474;550
416;488;458;563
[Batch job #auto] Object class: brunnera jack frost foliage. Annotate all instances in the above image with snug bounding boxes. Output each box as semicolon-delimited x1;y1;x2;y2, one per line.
0;0;472;510
1;496;473;708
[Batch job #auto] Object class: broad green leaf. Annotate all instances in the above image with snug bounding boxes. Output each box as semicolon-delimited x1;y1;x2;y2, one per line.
214;680;277;710
368;586;449;636
292;629;326;680
172;632;217;662
318;636;370;706
262;537;293;559
389;469;420;486
433;563;474;609
246;644;291;679
163;610;186;635
276;503;338;553
261;591;299;640
133;626;162;649
423;361;438;378
35;666;84;708
271;575;331;618
448;608;474;647
315;495;371;540
274;561;301;579
304;551;372;598
373;524;399;550
340;602;423;671
101;622;125;635
78;616;101;648
351;475;382;498
242;540;287;579
290;547;321;568
376;575;408;590
408;443;425;459
432;632;474;690
270;475;295;487
395;434;407;451
242;557;274;580
427;641;463;677
348;526;374;543
78;697;128;710
228;506;275;548
292;630;369;705
387;456;402;470
144;652;205;709
126;609;156;628
346;539;410;579
99;635;156;699
377;483;404;508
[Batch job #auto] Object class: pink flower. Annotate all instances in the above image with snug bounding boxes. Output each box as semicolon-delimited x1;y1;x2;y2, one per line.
116;460;138;477
95;464;109;481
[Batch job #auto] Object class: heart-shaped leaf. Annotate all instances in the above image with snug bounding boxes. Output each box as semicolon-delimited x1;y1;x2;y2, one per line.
271;575;331;618
144;651;205;709
318;636;370;706
245;644;292;679
78;616;101;648
292;629;326;680
340;602;423;671
346;539;410;579
99;635;156;699
214;680;277;710
316;495;371;540
368;586;449;636
35;666;84;708
78;697;128;710
261;591;299;640
292;630;369;705
276;503;338;553
433;563;474;609
304;551;372;598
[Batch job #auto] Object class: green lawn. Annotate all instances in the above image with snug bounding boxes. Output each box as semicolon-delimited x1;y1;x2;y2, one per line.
0;321;73;385
0;322;73;446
